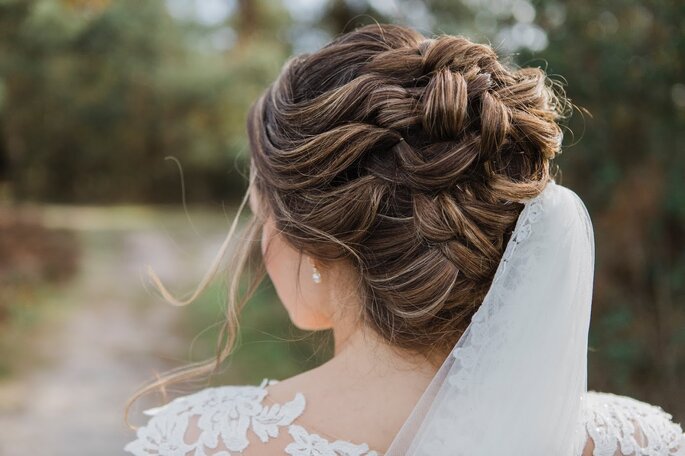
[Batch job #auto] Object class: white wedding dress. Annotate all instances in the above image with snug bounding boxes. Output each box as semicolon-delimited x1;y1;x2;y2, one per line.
125;180;685;455
123;378;685;456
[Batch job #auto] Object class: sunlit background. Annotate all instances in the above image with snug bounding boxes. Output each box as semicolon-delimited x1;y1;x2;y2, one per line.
0;0;683;454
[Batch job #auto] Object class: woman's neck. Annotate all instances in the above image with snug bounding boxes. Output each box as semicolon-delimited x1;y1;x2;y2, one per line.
265;306;447;452
326;318;444;395
327;269;447;381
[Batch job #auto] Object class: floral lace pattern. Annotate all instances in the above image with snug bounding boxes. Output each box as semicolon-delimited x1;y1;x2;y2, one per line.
286;425;379;456
583;391;685;456
124;378;304;455
124;378;379;456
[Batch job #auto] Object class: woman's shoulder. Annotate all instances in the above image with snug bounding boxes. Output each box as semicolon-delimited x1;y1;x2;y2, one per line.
581;390;685;456
124;378;380;456
123;378;305;455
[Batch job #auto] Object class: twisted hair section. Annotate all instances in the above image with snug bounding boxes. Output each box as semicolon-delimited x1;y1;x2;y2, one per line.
249;23;571;355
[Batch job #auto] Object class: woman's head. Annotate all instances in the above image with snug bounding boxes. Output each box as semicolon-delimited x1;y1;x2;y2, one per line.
247;23;568;356
126;23;571;422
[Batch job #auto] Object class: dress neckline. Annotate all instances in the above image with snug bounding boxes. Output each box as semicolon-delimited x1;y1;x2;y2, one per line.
262;378;382;455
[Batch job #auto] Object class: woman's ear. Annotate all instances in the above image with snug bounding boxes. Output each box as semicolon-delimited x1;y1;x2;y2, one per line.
260;219;333;330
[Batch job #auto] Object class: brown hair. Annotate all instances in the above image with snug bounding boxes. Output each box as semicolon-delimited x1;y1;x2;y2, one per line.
126;23;570;424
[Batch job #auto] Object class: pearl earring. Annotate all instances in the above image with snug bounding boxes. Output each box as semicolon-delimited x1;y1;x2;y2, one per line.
311;265;321;284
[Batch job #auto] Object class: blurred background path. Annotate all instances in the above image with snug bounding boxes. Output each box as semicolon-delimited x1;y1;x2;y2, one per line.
0;205;231;455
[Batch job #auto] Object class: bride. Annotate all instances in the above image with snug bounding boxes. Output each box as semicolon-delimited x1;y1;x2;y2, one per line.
124;23;684;455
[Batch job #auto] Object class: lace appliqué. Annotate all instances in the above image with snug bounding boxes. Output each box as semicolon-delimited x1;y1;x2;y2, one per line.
583;391;685;456
285;425;379;456
124;378;305;456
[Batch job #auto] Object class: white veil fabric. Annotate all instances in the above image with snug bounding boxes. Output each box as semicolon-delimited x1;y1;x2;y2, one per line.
386;179;595;456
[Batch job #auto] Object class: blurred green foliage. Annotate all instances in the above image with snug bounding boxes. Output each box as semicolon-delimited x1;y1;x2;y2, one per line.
0;0;289;202
0;0;683;420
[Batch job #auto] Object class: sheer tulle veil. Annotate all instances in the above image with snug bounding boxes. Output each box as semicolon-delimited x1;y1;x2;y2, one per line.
386;178;595;455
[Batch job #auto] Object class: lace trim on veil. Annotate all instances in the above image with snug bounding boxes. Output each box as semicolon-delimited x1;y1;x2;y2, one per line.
448;193;544;388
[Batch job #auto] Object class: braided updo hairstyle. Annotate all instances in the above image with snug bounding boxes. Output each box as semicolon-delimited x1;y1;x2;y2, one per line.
248;23;569;355
126;23;571;422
